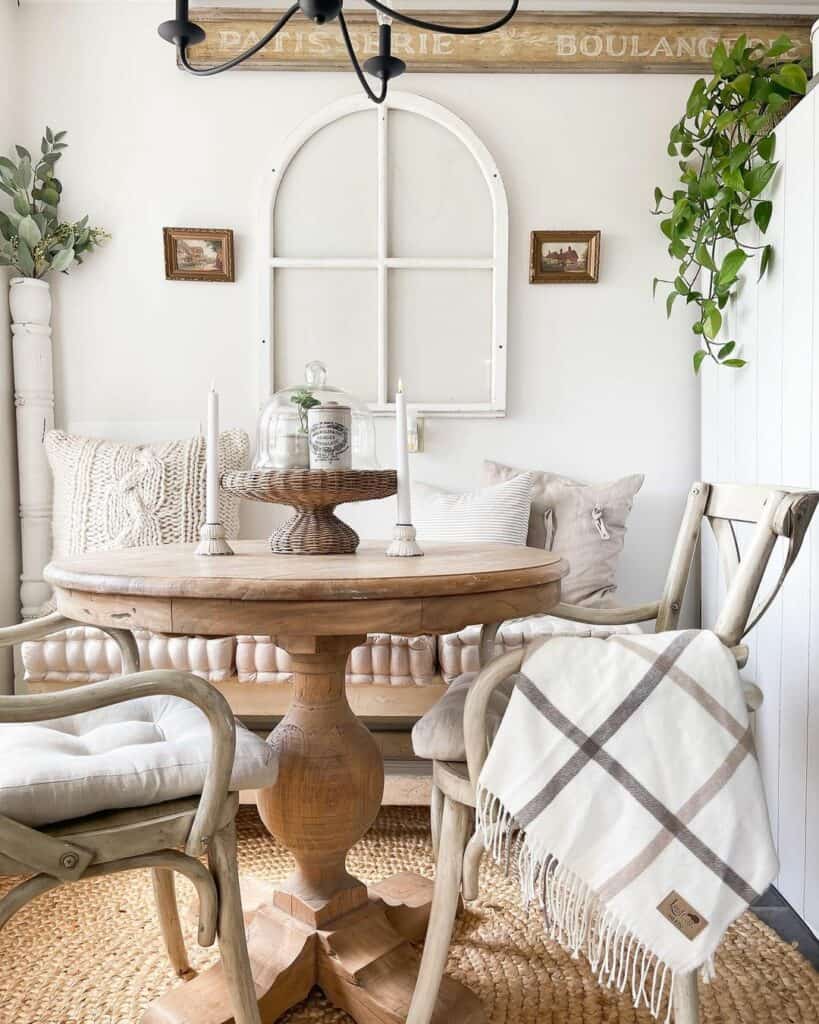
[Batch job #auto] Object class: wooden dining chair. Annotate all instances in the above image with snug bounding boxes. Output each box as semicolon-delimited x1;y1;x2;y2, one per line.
407;481;818;1024
0;613;279;1024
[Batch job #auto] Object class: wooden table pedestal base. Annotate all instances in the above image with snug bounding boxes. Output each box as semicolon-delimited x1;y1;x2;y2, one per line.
144;634;485;1024
142;872;484;1024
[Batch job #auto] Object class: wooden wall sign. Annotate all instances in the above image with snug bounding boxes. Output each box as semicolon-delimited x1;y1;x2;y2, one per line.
187;10;812;74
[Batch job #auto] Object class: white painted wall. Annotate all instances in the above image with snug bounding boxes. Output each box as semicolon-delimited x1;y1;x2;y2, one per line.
701;90;819;929
0;3;21;692
11;1;700;612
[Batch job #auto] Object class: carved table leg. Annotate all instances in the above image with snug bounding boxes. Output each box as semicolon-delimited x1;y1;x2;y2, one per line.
143;634;485;1024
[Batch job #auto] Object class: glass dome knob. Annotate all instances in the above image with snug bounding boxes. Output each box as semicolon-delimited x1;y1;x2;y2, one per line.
305;360;328;387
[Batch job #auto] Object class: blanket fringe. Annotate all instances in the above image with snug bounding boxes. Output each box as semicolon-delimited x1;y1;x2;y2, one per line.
477;785;686;1023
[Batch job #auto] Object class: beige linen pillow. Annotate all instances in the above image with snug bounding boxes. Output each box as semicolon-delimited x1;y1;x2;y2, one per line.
46;429;249;557
483;460;643;605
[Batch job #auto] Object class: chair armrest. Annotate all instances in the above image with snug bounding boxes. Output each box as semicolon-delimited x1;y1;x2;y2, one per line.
551;601;661;626
0;612;139;674
463;649;525;789
0;670;235;858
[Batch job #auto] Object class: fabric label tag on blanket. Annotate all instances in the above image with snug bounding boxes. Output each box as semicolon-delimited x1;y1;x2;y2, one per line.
657;891;708;941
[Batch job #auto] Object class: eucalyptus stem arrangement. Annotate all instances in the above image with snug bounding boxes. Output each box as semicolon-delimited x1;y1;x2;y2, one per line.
0;128;109;278
653;35;809;372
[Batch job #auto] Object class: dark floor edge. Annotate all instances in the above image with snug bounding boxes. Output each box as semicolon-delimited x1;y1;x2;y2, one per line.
752;887;819;971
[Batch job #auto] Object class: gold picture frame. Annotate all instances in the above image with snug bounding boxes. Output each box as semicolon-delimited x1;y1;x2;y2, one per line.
163;227;235;282
530;230;601;284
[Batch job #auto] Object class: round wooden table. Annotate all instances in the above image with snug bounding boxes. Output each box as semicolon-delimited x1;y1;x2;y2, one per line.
46;541;567;1024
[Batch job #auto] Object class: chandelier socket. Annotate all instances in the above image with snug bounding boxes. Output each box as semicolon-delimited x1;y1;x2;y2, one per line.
364;23;406;81
158;18;206;46
363;53;406;81
299;0;343;25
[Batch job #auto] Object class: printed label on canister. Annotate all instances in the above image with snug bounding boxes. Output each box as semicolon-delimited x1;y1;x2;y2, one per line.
308;404;352;469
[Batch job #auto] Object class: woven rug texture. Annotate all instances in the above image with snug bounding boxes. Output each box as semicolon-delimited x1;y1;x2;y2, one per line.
0;807;817;1024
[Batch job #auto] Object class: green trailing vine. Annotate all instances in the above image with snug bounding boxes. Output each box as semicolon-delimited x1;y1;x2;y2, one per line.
653;35;810;373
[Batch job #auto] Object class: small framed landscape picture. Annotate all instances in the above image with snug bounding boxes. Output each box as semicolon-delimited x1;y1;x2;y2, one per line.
163;227;235;282
529;230;600;284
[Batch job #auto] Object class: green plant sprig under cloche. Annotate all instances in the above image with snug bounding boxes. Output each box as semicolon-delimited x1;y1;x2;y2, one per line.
0;128;109;279
290;389;321;433
653;35;810;374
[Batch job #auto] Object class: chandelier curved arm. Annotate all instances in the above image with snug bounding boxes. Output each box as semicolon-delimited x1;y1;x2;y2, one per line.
361;0;519;36
338;11;388;105
178;2;301;76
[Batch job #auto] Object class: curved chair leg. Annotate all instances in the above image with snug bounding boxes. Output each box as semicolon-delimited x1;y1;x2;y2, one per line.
208;821;262;1024
672;972;698;1024
407;795;471;1024
152;867;193;979
461;830;484;902
430;782;444;860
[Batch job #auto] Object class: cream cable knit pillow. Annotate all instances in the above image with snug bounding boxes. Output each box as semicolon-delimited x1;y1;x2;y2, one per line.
46;429;249;557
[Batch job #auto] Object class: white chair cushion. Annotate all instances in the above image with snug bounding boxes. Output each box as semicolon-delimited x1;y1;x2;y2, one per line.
0;696;279;828
412;671;518;763
416;618;645;761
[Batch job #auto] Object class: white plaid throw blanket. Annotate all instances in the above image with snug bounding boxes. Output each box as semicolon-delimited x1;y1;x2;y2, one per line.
476;629;777;1020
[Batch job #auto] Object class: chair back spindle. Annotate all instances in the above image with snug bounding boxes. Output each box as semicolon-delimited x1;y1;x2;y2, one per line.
653;482;819;648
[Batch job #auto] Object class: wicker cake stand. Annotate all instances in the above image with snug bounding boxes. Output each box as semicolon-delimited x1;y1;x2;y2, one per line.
221;469;398;554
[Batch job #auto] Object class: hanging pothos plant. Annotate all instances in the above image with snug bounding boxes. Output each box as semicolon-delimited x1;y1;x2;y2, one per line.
653;35;810;373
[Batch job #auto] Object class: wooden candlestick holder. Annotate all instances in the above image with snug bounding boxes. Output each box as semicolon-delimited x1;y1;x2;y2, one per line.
195;522;234;556
386;523;424;557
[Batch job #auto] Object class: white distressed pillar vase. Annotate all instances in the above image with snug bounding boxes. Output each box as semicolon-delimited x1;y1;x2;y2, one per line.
10;277;54;618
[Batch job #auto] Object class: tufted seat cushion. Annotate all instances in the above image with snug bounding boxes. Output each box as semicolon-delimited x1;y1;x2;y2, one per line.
413;617;644;762
0;696;279;828
411;671;518;762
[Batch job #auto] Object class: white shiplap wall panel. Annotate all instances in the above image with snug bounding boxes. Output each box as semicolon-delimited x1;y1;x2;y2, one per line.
702;94;819;927
731;231;761;694
806;94;819;929
700;341;721;634
778;97;814;905
749;117;788;874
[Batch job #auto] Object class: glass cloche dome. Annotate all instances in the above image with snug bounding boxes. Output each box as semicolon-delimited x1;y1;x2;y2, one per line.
254;361;378;471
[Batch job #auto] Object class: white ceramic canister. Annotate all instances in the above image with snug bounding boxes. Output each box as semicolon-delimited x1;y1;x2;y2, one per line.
308;402;352;470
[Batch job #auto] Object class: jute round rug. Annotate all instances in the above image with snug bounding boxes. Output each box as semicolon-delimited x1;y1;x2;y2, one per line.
0;806;817;1024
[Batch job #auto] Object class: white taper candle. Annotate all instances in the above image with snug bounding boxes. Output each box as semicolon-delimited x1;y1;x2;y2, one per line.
206;384;219;525
396;379;411;524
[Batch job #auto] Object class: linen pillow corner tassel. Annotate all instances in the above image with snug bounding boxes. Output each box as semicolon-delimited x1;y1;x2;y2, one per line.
476;628;778;1023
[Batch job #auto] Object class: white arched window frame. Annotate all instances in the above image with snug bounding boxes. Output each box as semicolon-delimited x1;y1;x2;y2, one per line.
260;92;509;416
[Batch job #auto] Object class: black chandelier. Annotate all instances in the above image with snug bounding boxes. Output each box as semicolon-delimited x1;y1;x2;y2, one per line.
159;0;519;104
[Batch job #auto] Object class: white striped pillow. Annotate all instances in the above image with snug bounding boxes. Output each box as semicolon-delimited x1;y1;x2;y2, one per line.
414;474;533;546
